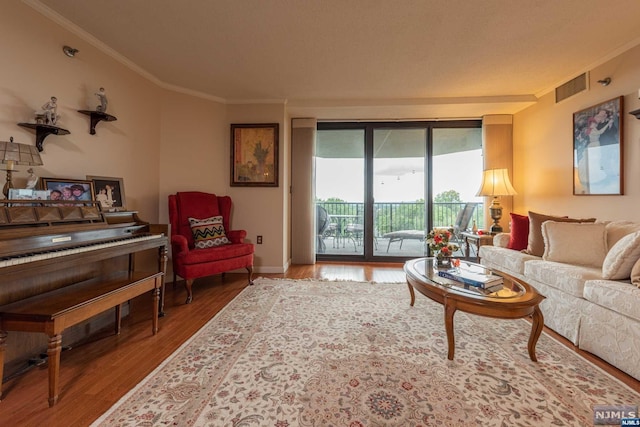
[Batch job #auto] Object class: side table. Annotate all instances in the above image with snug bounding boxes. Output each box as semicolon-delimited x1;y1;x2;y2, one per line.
461;231;493;260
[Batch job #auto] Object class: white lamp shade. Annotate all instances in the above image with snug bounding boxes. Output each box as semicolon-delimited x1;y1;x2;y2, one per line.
476;168;517;197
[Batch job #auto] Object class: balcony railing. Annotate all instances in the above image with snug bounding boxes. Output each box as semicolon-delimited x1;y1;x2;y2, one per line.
318;201;485;237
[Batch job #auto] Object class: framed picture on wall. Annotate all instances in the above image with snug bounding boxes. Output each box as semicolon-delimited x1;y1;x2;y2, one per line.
230;123;279;187
87;175;126;211
573;96;624;195
41;178;94;201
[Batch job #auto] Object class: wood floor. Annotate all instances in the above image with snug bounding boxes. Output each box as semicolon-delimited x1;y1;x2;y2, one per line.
1;262;638;426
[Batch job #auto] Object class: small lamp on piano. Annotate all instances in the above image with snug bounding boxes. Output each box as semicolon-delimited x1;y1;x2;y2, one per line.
476;168;517;234
0;136;43;199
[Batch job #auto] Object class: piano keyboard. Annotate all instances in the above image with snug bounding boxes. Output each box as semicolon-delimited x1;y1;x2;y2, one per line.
0;234;163;268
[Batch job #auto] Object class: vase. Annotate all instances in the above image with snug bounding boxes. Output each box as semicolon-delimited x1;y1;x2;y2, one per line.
434;253;452;269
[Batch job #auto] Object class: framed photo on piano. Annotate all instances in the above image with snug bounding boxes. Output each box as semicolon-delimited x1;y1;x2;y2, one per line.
41;178;94;202
87;175;126;211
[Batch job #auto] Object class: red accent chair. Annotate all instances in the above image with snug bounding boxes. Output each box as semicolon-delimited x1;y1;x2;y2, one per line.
168;191;254;303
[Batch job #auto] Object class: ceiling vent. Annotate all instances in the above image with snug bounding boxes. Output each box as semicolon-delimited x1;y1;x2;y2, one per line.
555;73;588;103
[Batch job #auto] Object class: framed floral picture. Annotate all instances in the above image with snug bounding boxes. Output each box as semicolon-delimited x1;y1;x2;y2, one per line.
573;96;624;195
41;178;94;201
230;123;279;187
87;175;126;211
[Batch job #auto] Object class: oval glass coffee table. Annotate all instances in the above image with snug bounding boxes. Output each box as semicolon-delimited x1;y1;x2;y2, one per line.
404;257;545;361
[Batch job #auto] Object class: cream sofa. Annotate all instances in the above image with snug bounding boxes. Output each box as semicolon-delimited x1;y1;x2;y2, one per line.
479;219;640;381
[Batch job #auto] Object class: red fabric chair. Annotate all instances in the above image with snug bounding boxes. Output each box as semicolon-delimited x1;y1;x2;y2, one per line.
168;191;254;303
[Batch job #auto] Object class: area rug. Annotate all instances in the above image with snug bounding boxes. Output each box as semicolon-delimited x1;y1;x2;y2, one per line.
92;278;639;426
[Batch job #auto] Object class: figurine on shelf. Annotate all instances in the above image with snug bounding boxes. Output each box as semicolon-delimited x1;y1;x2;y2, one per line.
25;168;38;189
39;96;59;125
95;87;108;112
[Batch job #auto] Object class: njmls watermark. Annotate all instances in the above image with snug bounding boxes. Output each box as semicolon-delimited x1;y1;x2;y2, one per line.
593;405;639;425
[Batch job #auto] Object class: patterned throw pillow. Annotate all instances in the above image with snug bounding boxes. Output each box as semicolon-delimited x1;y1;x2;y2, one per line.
189;216;230;249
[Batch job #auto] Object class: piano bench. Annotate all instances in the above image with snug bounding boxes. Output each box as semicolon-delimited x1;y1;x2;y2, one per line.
0;270;164;407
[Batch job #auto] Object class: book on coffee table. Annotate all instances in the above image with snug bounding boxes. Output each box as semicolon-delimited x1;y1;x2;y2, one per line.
437;265;503;292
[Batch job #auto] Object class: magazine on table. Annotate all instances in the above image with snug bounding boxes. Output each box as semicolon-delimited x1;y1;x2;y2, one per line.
437;263;503;291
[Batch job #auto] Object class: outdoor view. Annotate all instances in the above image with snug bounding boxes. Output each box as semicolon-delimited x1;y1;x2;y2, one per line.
316;126;485;259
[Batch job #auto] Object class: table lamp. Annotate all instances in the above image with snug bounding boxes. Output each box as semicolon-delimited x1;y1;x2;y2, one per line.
0;137;43;199
476;168;517;233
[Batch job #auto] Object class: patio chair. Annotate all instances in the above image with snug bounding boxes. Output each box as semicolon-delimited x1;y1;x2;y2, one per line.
451;203;476;255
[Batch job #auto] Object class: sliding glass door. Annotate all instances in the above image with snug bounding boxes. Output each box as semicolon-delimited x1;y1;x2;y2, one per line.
316;121;482;261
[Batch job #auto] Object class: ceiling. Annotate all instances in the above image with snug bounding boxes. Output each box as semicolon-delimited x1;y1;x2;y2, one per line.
31;0;640;119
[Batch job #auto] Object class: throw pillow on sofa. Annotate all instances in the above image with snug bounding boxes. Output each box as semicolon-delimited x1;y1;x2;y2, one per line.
602;230;640;280
508;212;529;251
632;258;640;288
526;211;596;257
541;221;607;268
605;220;640;250
189;216;231;248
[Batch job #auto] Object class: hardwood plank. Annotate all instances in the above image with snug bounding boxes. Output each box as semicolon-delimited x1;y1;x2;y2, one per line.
0;262;637;426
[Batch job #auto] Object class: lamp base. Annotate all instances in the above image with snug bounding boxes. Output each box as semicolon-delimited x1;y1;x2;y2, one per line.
489;223;503;234
3;169;13;199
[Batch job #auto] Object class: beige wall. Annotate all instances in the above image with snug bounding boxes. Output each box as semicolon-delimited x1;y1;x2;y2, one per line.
513;44;640;222
226;103;290;273
3;1;640;278
0;3;292;274
0;1;161;221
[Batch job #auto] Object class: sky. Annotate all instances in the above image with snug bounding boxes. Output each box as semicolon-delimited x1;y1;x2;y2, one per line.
316;149;484;203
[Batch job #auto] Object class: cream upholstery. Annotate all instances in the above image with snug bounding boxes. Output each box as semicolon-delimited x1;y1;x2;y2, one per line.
479;219;640;381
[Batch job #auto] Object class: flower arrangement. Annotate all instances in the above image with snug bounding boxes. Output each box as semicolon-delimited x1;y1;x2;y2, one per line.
425;228;459;260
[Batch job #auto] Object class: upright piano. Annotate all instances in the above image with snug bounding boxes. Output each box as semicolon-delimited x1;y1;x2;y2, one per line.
0;199;168;406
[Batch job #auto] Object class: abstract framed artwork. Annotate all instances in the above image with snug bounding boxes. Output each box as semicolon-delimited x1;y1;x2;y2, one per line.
573;96;624;195
41;178;94;201
86;175;126;211
230;123;279;187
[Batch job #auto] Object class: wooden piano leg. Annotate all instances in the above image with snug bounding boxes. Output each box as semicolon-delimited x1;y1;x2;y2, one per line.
47;334;62;407
115;304;122;335
152;280;160;335
0;331;6;401
158;245;168;317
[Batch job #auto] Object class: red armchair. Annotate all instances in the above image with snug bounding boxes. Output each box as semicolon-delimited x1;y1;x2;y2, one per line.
168;191;254;303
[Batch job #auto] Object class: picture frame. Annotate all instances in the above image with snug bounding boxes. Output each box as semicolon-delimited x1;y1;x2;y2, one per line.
86;175;126;211
573;96;624;195
230;123;279;187
41;178;94;201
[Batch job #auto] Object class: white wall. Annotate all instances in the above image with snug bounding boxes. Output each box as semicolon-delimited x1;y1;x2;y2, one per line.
513;44;640;222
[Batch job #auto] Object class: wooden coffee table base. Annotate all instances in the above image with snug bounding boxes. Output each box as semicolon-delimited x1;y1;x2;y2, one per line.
405;262;545;362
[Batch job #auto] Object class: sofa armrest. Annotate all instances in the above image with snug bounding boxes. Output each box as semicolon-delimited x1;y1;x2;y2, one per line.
171;234;190;253
493;233;510;248
227;229;247;244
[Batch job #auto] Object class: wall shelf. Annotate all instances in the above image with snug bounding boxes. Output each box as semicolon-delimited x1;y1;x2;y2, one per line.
17;123;70;152
78;110;117;135
630;108;640;120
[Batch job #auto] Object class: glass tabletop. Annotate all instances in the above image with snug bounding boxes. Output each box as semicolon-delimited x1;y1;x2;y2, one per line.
411;258;526;299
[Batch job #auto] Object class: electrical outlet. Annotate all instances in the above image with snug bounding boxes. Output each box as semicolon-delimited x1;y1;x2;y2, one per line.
257;235;263;244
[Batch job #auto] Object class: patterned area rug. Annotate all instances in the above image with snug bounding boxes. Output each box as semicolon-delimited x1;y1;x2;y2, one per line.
92;278;638;426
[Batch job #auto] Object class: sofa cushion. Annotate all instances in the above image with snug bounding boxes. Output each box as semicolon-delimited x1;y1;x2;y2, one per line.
178;242;254;265
632;258;640;288
584;279;640;322
479;245;539;276
541;221;607;268
602;231;640;280
507;213;529;250
526;211;596;257
524;260;602;298
605;220;640;250
189;216;230;248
